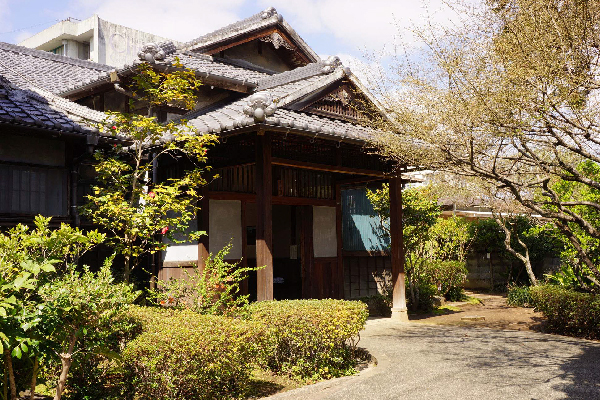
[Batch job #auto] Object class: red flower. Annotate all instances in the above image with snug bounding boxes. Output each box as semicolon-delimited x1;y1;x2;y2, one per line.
161;226;169;234
113;144;117;148
111;125;117;130
148;191;156;198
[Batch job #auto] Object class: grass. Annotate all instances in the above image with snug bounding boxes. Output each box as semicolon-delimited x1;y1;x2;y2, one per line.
433;305;461;315
464;296;483;305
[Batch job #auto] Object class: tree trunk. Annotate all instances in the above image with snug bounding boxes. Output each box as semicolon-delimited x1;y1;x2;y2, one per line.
124;254;131;283
4;350;16;400
30;356;38;400
495;217;537;286
54;333;78;400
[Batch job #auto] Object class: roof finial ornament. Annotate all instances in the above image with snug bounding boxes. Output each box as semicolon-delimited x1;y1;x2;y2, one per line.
261;7;278;19
321;56;342;74
243;93;277;122
138;43;166;64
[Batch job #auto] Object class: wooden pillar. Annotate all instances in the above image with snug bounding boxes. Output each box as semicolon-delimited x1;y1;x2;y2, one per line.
197;187;210;273
300;205;314;299
335;182;344;299
240;200;249;296
256;132;273;301
389;177;408;321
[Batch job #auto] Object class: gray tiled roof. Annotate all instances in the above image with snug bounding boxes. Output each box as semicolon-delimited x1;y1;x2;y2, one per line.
0;42;113;94
187;63;374;143
179;7;319;63
165;52;270;85
0;74;105;135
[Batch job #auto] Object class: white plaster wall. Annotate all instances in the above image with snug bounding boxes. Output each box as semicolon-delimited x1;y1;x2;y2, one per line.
313;206;337;258
209;200;242;259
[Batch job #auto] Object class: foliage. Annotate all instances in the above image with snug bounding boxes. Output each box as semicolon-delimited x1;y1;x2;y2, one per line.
370;0;600;287
506;285;533;307
38;260;138;400
121;306;264;400
249;299;368;382
530;285;600;339
81;60;217;282
422;260;468;301
367;185;469;309
358;294;392;317
0;217;104;400
149;244;260;316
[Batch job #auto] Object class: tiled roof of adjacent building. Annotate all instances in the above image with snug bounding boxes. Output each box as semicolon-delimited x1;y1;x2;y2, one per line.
0;42;113;94
0;73;107;135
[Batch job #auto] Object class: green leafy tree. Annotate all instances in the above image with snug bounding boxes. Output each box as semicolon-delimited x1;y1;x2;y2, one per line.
369;0;600;288
0;217;104;400
82;61;217;282
39;260;138;400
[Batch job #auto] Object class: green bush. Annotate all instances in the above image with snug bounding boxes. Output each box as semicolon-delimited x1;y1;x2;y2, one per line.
359;294;392;317
249;299;368;381
507;285;533;307
121;306;264;400
423;260;468;301
530;285;600;339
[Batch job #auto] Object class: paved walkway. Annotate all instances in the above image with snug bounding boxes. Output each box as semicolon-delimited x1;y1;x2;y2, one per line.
267;318;600;400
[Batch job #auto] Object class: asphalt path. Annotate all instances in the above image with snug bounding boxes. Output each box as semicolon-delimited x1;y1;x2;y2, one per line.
266;318;600;400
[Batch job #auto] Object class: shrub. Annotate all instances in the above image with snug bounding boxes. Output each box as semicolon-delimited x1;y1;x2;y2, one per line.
249;299;368;381
359;294;392;317
507;285;533;307
530;285;600;339
149;244;259;316
423;260;468;300
121;307;264;400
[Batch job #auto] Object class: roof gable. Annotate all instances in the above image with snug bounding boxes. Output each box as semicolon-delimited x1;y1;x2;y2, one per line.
179;7;319;70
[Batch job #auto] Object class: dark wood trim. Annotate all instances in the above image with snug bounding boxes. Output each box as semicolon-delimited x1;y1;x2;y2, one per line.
343;250;390;257
272;157;387;177
337;176;389;185
255;132;274;301
314;257;338;262
208;191;336;206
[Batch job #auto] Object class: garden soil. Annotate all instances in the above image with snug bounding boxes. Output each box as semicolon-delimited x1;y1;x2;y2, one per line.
410;291;548;332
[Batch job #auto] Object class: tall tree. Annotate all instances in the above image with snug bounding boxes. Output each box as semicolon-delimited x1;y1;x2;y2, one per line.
82;61;216;282
372;0;600;286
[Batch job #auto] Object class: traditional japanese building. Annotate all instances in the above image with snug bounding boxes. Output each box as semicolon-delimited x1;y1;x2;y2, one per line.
0;7;408;320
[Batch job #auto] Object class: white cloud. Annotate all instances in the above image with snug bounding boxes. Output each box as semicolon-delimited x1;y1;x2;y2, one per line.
257;0;457;54
66;0;248;42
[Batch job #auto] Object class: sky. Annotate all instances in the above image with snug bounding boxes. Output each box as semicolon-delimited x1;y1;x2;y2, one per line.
0;0;458;74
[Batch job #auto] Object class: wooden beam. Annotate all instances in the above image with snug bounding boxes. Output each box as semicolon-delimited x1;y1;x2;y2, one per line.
208;191;336;207
272;157;387;177
255;133;274;301
389;177;408;321
197;187;210;273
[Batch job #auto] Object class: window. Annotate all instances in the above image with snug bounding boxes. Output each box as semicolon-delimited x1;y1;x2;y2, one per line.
0;164;68;216
50;45;64;56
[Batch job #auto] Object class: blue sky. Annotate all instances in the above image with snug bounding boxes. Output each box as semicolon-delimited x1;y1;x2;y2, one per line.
0;0;455;71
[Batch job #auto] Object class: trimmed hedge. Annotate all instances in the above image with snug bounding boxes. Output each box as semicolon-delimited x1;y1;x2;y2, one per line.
530;285;600;339
122;307;264;400
249;299;368;381
507;285;533;307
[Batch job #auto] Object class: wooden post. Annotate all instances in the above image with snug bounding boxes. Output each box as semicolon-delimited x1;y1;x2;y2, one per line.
389;177;408;321
197;187;210;273
300;205;314;299
335;182;344;299
256;132;274;301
